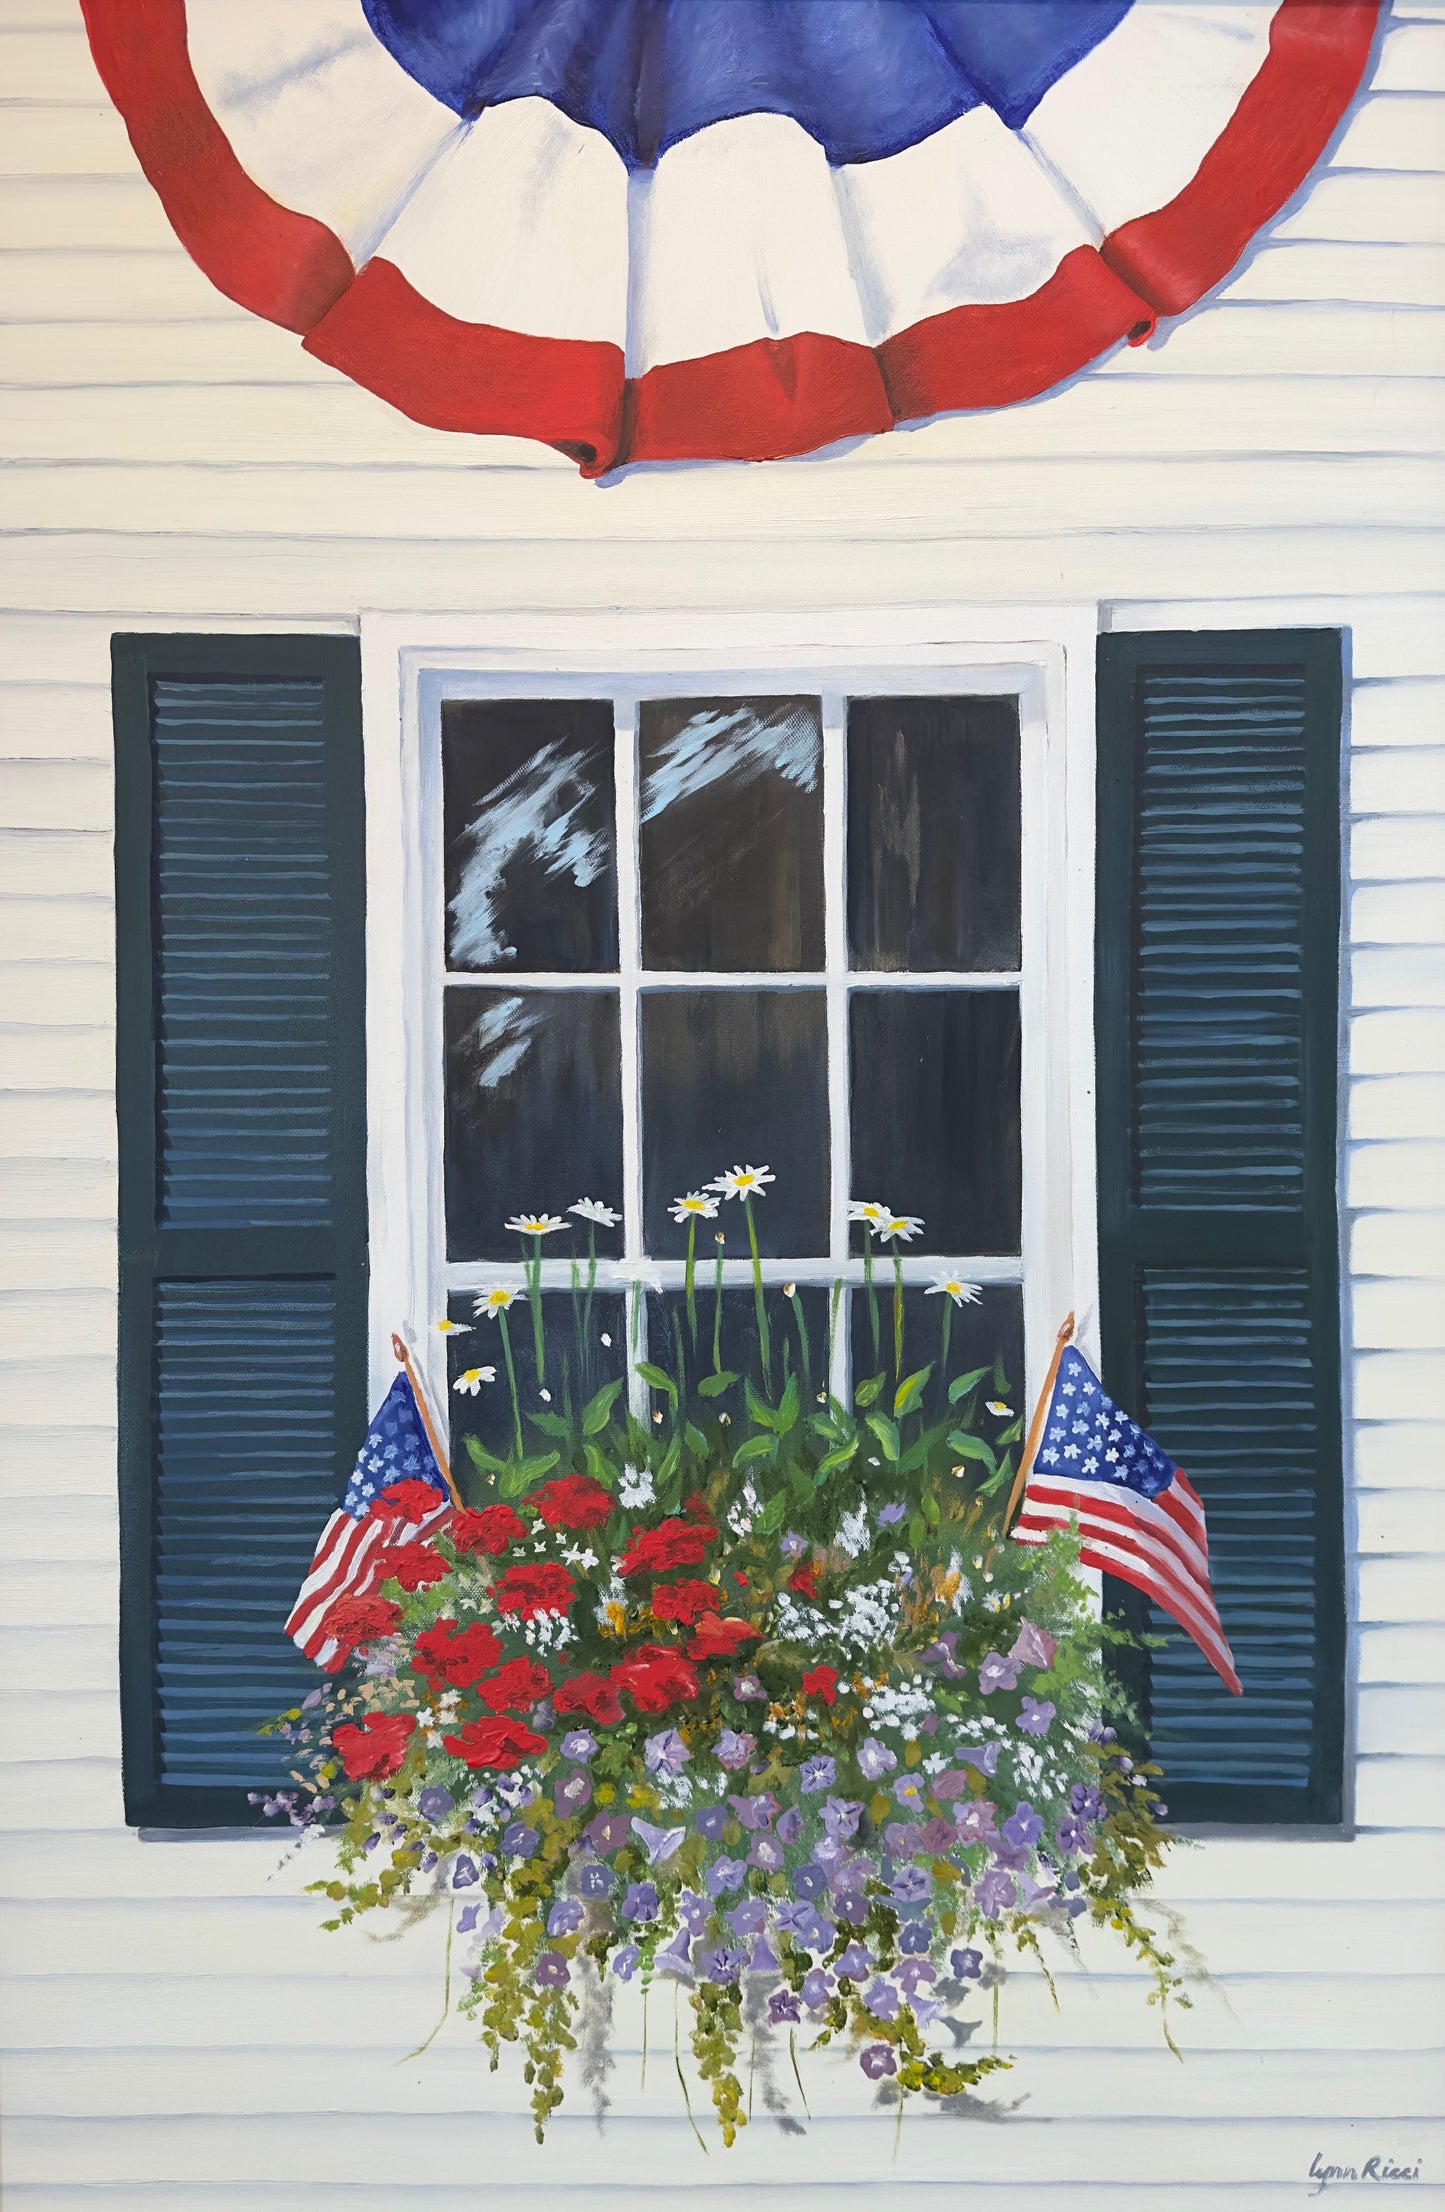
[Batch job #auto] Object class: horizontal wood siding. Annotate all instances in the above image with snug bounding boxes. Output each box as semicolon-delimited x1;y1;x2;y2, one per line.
0;4;1442;2200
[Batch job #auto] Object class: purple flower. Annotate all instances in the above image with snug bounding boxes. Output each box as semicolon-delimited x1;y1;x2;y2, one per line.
978;1651;1020;1695
1069;1784;1104;1822
834;1941;872;1980
1017;1872;1057;1909
611;1943;641;1982
898;1919;932;1955
860;2043;897;2079
695;1804;729;1841
728;1790;777;1832
812;1833;845;1869
832;1862;870;1908
877;1502;906;1525
800;1756;836;1795
500;1821;539;1859
547;1899;584;1936
631;1818;685;1866
452;1856;479;1889
654;1928;695;1982
728;1896;768;1937
456;1903;481;1934
1009;1619;1058;1670
1001;1801;1043;1851
748;1835;786;1873
918;1817;956;1854
534;1953;570;1988
1017;1697;1056;1739
768;1987;801;2024
777;1902;834;1951
822;1796;864;1840
585;1809;631;1853
975;1867;1017;1920
800;1967;835;2010
560;1731;596;1763
950;1946;983;1980
621;1879;660;1922
703;1856;748;1897
911;1996;946;2030
676;1891;710;1935
419;1851;437;1871
792;1861;829;1900
954;1800;997;1844
775;1806;804;1845
892;1772;926;1808
949;1741;1001;1779
576;1860;613;1898
554;1770;592;1815
991;1837;1033;1873
700;1944;748;1984
302;1689;323;1710
530;1700;555;1733
644;1727;691;1777
748;1933;780;1971
857;1737;897;1781
919;1628;966;1679
861;1977;900;2021
780;1531;809;1559
714;1729;756;1772
883;1821;921;1855
894;1956;936;1997
1056;1814;1093;1856
417;1786;455;1821
732;1673;767;1701
890;1865;932;1904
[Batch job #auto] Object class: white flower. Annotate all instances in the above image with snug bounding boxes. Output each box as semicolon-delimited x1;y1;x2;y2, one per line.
474;1286;519;1317
618;1465;654;1508
883;1214;924;1242
669;1190;719;1223
452;1366;495;1396
600;1332;613;1348
783;1281;796;1298
539;1388;552;1403
570;1197;621;1227
847;1200;890;1226
505;1213;565;1237
926;1276;981;1307
563;1545;599;1571
986;1400;1013;1418
710;1165;774;1201
435;1318;471;1337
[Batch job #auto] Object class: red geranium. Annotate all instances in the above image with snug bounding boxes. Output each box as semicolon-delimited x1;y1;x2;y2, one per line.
611;1641;700;1713
618;1518;717;1577
687;1614;762;1662
801;1664;840;1707
493;1561;577;1619
554;1670;624;1726
411;1617;501;1688
787;1562;819;1599
443;1715;548;1771
685;1490;713;1521
533;1472;613;1531
331;1710;415;1781
318;1593;402;1661
476;1656;553;1714
449;1503;526;1556
369;1478;446;1526
371;1542;448;1593
651;1578;723;1624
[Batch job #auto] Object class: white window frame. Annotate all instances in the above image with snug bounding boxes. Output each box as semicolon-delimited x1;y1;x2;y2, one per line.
361;608;1099;1428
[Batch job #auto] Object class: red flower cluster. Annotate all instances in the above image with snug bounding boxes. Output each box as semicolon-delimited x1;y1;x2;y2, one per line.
618;1517;717;1577
801;1664;840;1707
476;1656;552;1714
787;1562;819;1599
411;1617;501;1688
369;1478;445;1526
650;1578;722;1624
553;1671;623;1726
610;1642;699;1712
533;1473;613;1531
371;1542;448;1593
319;1593;401;1660
443;1716;548;1771
493;1561;576;1619
332;1710;415;1781
449;1503;525;1556
687;1614;761;1662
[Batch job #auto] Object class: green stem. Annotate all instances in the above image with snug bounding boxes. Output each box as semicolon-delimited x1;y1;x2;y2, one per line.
711;1236;725;1375
399;1899;454;2064
864;1229;880;1371
828;1277;843;1404
891;1242;904;1382
583;1227;597;1370
788;2028;811;2121
787;1288;812;1392
745;1197;771;1388
570;1253;584;1386
684;1217;697;1351
523;1235;545;1387
498;1308;523;1458
939;1296;953;1405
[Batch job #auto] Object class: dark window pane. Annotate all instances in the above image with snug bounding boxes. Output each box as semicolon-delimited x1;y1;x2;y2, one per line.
850;990;1021;1256
848;696;1021;971
849;1284;1023;1428
443;699;617;972
444;989;622;1263
640;989;828;1256
446;1289;627;1476
646;1286;833;1403
640;697;824;970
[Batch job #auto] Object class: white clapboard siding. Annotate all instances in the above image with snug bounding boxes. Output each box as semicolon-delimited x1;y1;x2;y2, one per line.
0;13;1442;2206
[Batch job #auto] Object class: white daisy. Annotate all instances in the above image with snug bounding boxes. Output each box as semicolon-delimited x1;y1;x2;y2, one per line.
926;1276;982;1307
669;1190;719;1224
570;1197;621;1227
474;1285;519;1317
847;1200;891;1226
883;1213;924;1242
710;1165;774;1201
986;1399;1014;1418
452;1367;495;1396
505;1213;565;1237
435;1318;471;1337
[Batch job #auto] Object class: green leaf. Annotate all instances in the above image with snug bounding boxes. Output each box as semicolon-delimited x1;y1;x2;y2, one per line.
635;1361;677;1402
908;1513;927;1551
854;1373;886;1407
526;1410;572;1439
732;1434;777;1469
685;1423;709;1457
464;1435;510;1477
776;1373;800;1435
756;1489;788;1534
996;1418;1023;1447
745;1379;780;1433
921;1490;941;1529
582;1443;613;1488
497;1451;560;1500
786;1459;812;1507
865;1412;901;1463
815;1437;858;1479
893;1363;934;1418
947;1366;989;1406
947;1429;997;1474
581;1379;624;1435
697;1370;738;1399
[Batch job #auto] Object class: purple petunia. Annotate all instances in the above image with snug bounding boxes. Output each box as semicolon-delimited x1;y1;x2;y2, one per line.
792;1861;829;1900
576;1860;613;1898
676;1891;710;1935
644;1727;691;1777
611;1943;641;1982
779;1531;809;1559
978;1651;1020;1695
554;1770;592;1814
890;1865;932;1904
559;1730;596;1763
714;1729;756;1772
800;1756;837;1795
621;1879;660;1922
1016;1696;1056;1739
748;1835;786;1873
700;1945;748;1984
417;1786;454;1821
860;2043;898;2079
800;1967;835;2010
834;1941;872;1980
728;1896;768;1937
1001;1801;1044;1850
703;1856;748;1897
456;1903;480;1935
728;1790;777;1832
1009;1618;1058;1670
534;1953;570;1988
883;1821;921;1856
585;1809;631;1853
775;1806;804;1845
857;1737;898;1781
500;1820;540;1859
877;1502;906;1526
894;1956;936;1997
768;1987;801;2024
776;1901;834;1951
954;1800;997;1844
452;1855;479;1888
975;1867;1018;1920
892;1773;926;1808
822;1796;864;1840
898;1918;932;1955
918;1817;957;1854
748;1933;780;1971
954;1740;1002;1778
1069;1783;1105;1822
695;1804;730;1841
653;1928;696;1983
861;1976;900;2021
950;1946;983;1980
547;1899;584;1936
812;1833;845;1869
732;1673;767;1701
1056;1814;1093;1856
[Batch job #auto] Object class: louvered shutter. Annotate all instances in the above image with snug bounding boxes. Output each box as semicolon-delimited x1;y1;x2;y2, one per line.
115;636;366;1827
1095;631;1343;1826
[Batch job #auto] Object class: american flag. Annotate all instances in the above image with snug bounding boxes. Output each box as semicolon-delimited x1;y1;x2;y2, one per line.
1011;1343;1240;1696
285;1366;452;1670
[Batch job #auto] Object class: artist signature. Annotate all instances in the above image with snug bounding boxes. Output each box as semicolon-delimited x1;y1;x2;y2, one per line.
1308;2153;1424;2196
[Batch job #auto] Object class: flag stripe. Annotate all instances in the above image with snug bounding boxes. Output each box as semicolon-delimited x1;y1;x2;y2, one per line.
1023;1476;1212;1596
1015;1498;1239;1693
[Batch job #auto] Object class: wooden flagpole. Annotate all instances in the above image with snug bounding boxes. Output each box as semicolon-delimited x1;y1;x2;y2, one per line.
391;1330;462;1508
1002;1312;1075;1534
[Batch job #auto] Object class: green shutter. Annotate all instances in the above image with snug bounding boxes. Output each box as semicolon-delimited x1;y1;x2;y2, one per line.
1096;631;1343;1826
115;635;367;1827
